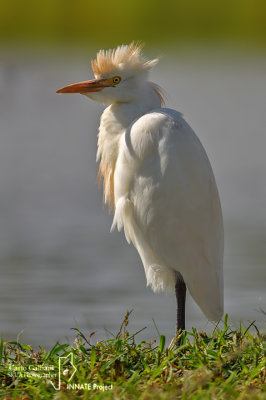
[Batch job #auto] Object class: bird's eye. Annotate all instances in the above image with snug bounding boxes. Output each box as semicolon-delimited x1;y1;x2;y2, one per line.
112;76;121;85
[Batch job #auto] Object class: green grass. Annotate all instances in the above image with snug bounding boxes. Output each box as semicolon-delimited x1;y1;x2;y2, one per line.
0;312;265;399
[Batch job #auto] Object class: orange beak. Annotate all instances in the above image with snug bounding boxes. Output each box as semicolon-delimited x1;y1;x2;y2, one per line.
56;78;108;94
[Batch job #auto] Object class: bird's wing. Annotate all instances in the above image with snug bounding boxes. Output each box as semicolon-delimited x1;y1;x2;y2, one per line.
112;108;223;320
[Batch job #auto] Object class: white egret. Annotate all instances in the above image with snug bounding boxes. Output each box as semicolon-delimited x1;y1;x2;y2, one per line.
57;43;224;336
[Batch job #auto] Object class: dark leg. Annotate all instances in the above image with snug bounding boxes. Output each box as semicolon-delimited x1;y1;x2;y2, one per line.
175;277;186;341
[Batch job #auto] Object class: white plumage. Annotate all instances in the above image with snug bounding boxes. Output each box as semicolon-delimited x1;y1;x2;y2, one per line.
57;43;224;331
112;108;223;320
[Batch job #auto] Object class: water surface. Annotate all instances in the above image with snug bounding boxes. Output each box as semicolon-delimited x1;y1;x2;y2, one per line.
0;50;265;347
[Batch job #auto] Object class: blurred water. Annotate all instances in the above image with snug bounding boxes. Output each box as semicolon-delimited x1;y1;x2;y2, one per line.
0;50;265;347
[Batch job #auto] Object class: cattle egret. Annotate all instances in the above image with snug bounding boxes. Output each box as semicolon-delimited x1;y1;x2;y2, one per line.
57;43;224;337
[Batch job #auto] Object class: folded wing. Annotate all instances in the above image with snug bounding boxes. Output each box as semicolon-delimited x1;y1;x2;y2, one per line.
112;108;224;320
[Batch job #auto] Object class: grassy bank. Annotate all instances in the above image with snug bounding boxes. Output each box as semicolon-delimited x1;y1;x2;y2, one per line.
0;313;265;399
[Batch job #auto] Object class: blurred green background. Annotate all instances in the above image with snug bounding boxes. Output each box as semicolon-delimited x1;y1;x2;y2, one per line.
0;0;266;49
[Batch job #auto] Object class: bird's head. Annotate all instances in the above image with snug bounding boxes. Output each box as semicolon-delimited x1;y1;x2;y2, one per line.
57;43;163;105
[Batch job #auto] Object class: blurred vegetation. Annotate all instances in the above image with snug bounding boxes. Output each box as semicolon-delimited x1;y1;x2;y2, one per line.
0;0;266;49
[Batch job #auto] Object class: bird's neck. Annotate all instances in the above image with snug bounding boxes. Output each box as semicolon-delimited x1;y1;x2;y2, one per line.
97;84;162;209
97;84;161;164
